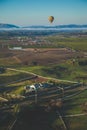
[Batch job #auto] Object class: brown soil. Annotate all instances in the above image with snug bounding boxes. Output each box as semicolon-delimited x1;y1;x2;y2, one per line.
0;48;83;66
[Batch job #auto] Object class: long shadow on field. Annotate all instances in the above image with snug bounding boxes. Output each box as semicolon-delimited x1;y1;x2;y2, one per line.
12;105;53;130
0;86;20;94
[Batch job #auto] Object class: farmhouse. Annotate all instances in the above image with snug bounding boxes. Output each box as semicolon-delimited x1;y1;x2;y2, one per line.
24;85;36;93
24;83;52;93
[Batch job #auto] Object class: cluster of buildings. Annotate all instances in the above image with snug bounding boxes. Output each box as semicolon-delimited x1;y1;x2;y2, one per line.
24;83;52;93
8;36;49;49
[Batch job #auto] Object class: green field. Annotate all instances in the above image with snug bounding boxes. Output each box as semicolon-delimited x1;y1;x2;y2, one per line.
46;36;87;51
18;59;87;82
0;69;34;95
0;69;33;85
63;89;87;114
0;33;87;130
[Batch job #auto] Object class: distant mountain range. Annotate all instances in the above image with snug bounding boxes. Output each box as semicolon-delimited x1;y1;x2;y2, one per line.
24;24;87;28
0;23;87;29
0;23;19;28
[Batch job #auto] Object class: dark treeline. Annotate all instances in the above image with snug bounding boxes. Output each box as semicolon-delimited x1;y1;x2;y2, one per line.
0;30;87;38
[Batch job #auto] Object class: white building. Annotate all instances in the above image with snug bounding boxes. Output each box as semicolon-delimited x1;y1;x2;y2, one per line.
9;47;22;50
24;85;36;93
24;83;52;93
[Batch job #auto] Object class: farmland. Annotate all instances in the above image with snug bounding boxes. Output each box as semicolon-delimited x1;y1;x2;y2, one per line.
0;30;87;130
18;60;87;82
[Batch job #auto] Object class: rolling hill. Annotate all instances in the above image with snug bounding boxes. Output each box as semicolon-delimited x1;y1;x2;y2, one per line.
0;23;19;28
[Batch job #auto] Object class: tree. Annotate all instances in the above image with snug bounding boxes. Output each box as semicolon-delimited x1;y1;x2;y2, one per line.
32;61;38;66
0;67;6;73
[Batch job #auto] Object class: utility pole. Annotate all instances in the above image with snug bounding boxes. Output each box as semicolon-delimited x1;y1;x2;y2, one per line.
57;86;64;99
35;89;37;104
61;87;64;98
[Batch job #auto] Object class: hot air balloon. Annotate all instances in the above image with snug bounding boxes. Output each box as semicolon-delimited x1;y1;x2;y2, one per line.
48;16;54;23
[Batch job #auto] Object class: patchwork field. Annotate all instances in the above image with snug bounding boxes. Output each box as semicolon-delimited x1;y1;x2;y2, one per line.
0;47;83;66
0;31;87;130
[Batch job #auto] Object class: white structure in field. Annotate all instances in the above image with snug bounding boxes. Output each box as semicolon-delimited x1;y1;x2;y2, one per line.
24;83;52;93
9;47;22;50
24;85;36;93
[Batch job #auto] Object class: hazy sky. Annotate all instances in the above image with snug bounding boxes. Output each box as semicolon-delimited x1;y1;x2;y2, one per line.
0;0;87;26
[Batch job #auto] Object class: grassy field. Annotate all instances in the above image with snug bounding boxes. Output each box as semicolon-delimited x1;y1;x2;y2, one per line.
18;59;87;82
63;89;87;114
0;33;87;130
45;89;87;130
46;36;87;51
7;80;34;95
0;69;33;85
0;69;35;95
64;116;87;130
0;57;20;66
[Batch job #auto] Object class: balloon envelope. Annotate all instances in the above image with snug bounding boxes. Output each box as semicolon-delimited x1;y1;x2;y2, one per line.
48;16;54;23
